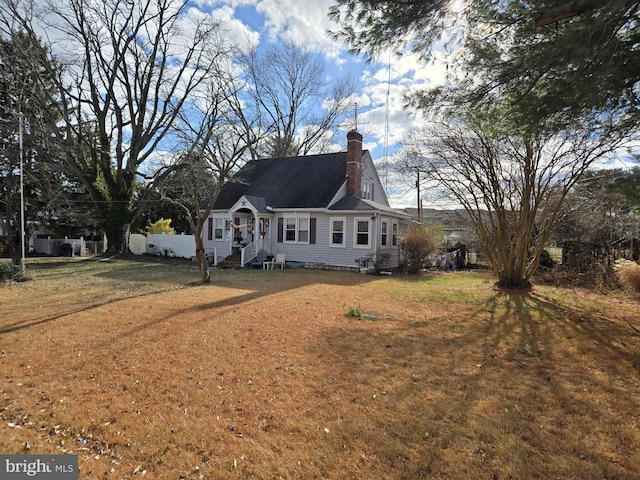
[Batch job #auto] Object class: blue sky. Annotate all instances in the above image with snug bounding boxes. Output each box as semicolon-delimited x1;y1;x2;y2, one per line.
202;1;639;210
195;0;452;208
25;0;448;208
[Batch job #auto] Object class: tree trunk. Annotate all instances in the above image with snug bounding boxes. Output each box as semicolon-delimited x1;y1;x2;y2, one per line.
496;268;533;290
194;217;210;283
0;237;19;265
195;239;210;283
103;206;132;255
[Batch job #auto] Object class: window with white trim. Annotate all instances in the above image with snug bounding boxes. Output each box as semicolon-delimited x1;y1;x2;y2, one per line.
285;217;296;242
330;217;346;247
284;216;309;243
392;221;398;246
214;218;224;240
354;218;371;248
381;220;388;246
362;182;372;200
297;218;309;243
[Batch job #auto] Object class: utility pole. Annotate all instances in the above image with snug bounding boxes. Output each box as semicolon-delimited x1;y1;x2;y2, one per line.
416;167;421;219
18;111;26;273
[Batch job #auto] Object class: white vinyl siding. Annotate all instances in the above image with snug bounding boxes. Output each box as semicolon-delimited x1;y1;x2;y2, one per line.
204;213;402;269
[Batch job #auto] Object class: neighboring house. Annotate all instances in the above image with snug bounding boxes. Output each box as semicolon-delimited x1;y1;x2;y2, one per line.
203;130;409;269
403;208;476;247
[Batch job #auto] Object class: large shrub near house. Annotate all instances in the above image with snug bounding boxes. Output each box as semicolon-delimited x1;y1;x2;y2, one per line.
400;224;439;274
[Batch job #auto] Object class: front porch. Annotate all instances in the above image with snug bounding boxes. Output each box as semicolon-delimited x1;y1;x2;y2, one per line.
206;195;274;268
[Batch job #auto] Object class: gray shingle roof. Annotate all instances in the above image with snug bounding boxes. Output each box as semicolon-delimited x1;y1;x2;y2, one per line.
329;195;405;215
213;152;349;209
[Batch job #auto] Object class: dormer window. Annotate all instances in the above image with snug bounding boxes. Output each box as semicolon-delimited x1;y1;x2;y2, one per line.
362;181;372;200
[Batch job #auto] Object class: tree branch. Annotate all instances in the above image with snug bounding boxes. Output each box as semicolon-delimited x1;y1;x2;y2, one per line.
535;0;610;27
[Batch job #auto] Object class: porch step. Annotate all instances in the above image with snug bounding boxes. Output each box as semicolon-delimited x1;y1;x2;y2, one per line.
216;254;242;269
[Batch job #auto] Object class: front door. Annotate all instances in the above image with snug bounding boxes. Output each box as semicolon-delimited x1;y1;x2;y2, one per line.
258;218;270;251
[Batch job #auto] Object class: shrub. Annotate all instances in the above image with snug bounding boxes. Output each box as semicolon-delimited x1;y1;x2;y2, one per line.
146;218;175;234
615;260;640;293
399;224;439;274
0;262;26;282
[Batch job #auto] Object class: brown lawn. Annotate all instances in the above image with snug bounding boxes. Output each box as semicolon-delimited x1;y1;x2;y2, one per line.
1;257;639;479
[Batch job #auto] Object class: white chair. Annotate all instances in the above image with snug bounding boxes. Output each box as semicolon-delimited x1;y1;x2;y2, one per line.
273;253;286;269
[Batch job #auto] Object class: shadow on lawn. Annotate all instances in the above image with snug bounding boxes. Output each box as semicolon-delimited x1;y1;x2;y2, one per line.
0;285;196;335
311;290;640;479
93;267;378;347
1;258;198;335
483;290;640;367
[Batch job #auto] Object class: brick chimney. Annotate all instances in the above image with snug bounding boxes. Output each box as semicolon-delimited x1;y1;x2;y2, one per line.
346;129;363;196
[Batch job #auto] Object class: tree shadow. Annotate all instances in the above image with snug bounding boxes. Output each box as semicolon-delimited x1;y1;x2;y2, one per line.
0;285;198;335
2;259;378;344
308;289;640;478
99;268;379;346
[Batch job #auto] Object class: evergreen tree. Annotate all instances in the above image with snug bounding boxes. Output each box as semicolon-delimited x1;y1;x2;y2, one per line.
330;0;640;136
0;31;68;262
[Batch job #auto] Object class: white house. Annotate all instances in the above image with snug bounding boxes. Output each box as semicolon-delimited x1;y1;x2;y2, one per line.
203;130;408;269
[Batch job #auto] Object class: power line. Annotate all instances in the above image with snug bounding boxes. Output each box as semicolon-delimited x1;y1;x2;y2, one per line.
384;49;391;192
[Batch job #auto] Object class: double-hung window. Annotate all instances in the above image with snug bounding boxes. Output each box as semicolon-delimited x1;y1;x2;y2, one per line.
362;182;372;200
354;218;371;249
214;218;224;240
392;222;398;246
297;218;309;243
381;220;388;246
284;216;310;243
285;218;296;242
330;217;346;247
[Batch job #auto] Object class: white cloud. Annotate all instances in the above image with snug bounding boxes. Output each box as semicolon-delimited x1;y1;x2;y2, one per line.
204;5;260;50
255;0;341;56
196;0;258;8
200;0;343;57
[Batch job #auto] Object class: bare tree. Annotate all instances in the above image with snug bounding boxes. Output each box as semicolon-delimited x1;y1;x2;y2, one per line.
3;0;232;254
240;41;356;158
160;69;256;282
404;117;627;288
